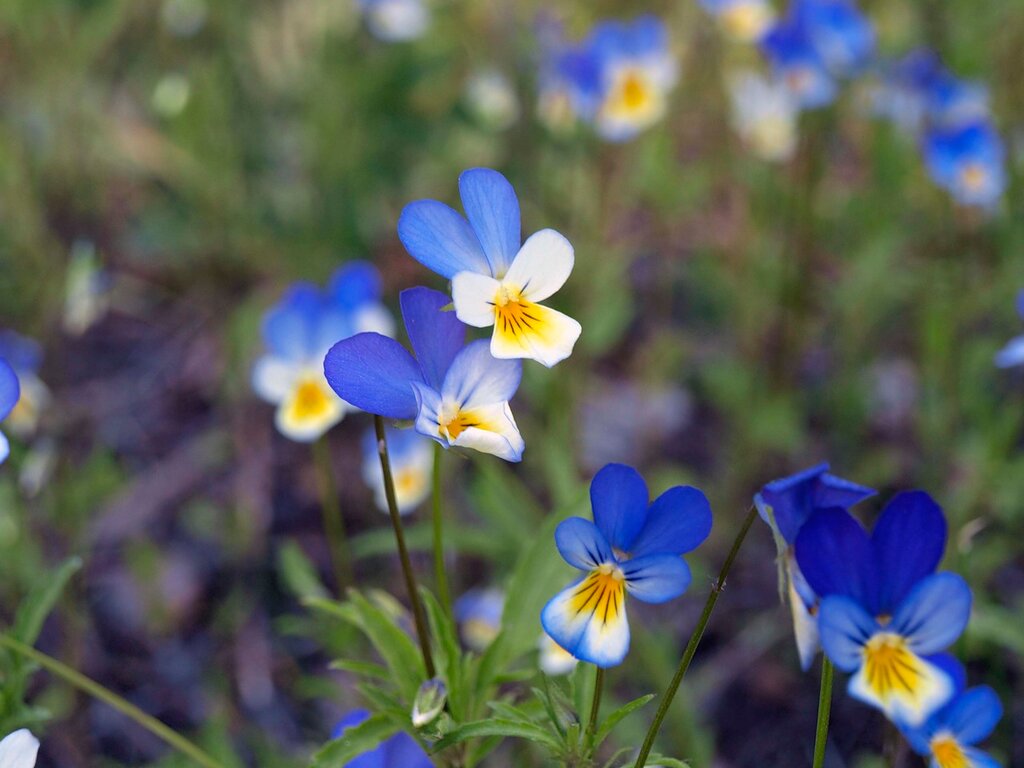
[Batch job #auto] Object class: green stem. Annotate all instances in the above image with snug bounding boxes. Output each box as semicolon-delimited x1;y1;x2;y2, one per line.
584;665;605;755
312;436;353;593
431;442;452;617
0;634;223;768
812;656;834;768
633;506;758;768
374;415;436;679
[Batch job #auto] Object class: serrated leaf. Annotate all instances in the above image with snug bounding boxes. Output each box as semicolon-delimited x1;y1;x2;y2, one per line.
312;713;397;768
431;718;562;752
593;694;655;749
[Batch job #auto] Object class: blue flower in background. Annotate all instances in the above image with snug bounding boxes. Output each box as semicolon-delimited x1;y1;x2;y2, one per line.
331;710;431;768
995;291;1024;369
535;17;604;131
923;121;1005;209
541;463;712;668
325;287;525;462
755;462;876;670
793;0;875;77
361;426;433;514
0;358;20;465
0;330;49;437
760;18;837;108
454;588;505;651
399;168;581;368
359;0;428;43
795;492;971;725
252;263;394;442
700;0;776;43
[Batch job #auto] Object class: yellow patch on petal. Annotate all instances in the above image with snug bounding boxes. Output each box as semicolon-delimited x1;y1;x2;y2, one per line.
959;162;988;192
720;2;773;40
601;66;663;126
438;406;487;442
931;735;969;768
862;634;923;697
277;377;344;440
290;379;334;421
394;466;429;509
488;284;581;366
569;565;626;628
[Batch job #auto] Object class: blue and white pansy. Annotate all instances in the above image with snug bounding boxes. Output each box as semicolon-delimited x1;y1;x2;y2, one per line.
252;263;394;442
792;0;874;78
0;331;48;438
795;492;971;725
541;463;712;668
995;291;1024;369
454;588;505;651
0;359;20;465
325;287;524;462
760;17;837;108
754;462;876;670
331;710;431;767
399;168;581;368
923;121;1006;210
700;0;776;43
361;426;433;514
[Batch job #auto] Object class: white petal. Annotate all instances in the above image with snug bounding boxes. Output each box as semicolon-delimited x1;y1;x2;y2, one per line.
0;729;40;768
252;356;298;403
538;633;580;676
452;272;500;328
503;229;574;302
354;304;397;337
490;303;581;368
275;376;346;442
450;402;524;462
789;577;820;671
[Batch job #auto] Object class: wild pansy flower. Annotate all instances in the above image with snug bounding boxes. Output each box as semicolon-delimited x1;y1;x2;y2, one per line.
995;291;1024;369
535;22;603;132
792;0;874;77
0;729;39;768
331;710;431;767
252;263;393;442
923;121;1006;210
541;463;712;668
325;287;525;461
760;17;836;108
361;426;433;514
0;359;20;465
454;588;504;651
700;0;776;42
795;492;972;725
538;632;579;676
755;462;875;670
0;331;50;437
728;70;801;162
398;168;581;368
359;0;428;42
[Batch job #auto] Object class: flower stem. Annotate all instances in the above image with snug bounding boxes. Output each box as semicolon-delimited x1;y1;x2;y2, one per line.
812;656;834;768
312;436;353;593
633;505;758;768
431;442;452;617
374;415;436;679
0;634;223;768
584;665;605;755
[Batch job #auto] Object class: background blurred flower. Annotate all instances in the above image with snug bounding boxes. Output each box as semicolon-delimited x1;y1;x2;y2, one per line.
331;710;431;767
538;632;579;676
360;0;428;42
0;331;49;438
760;17;837;108
793;0;874;77
995;291;1024;368
535;24;603;132
728;69;801;162
0;359;20;465
700;0;776;43
464;69;520;132
63;240;109;336
454;588;504;651
0;729;39;768
923;121;1006;210
361;426;433;513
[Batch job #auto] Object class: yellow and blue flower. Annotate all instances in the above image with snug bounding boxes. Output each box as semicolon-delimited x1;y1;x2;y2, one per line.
253;263;394;442
0;331;49;438
995;291;1024;369
755;462;876;670
760;18;837;108
535;27;604;132
700;0;776;43
0;358;20;465
331;710;431;767
791;0;874;77
361;426;433;514
399;168;581;368
541;463;712;668
795;492;971;725
325;287;525;462
454;588;504;651
923;121;1006;210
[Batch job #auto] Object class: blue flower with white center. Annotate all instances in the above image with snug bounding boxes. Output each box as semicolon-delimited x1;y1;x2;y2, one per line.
0;359;20;466
755;462;876;670
901;669;1004;768
923;120;1006;210
795;491;971;726
792;0;874;77
700;0;776;42
0;331;49;438
760;18;837;108
399;168;581;368
331;710;431;768
359;0;428;42
995;291;1024;369
536;36;604;132
454;588;504;651
361;426;433;514
541;463;712;668
325;287;524;462
252;263;394;442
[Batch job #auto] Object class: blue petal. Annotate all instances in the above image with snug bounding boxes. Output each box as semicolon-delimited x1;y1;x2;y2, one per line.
871;491;947;613
313;304;358;356
0;431;9;465
331;709;371;739
327;261;382;308
628;486;712;557
756;462;830;543
995;335;1024;368
0;358;19;421
554;517;614;570
263;283;322;361
324;333;423;419
795;509;871;604
590;463;649;552
1017;289;1024;321
817;471;876;510
440;340;521;409
397;200;490;280
817;595;878;672
0;331;42;374
961;746;1002;768
621;554;692;604
383;732;433;768
891;572;972;655
399;287;466;390
943;686;1003;746
458;168;521;277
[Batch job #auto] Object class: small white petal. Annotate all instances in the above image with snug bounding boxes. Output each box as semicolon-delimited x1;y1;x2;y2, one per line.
450;402;524;462
503;229;574;303
452;272;501;328
0;729;40;768
252;356;299;403
354;304;396;337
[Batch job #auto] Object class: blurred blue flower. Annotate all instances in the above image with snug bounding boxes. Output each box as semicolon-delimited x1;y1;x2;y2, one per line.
361;426;433;514
760;17;837;108
536;34;604;132
359;0;428;42
541;463;712;668
0;359;20;465
325;287;525;462
454;588;504;651
995;291;1024;369
399;168;581;368
0;331;49;437
700;0;776;42
793;0;874;77
538;632;579;676
331;710;431;768
869;49;947;132
755;463;875;669
252;262;394;442
923;121;1006;209
795;492;971;725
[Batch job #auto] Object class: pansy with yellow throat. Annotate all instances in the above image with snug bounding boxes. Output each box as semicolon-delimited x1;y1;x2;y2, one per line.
0;331;49;439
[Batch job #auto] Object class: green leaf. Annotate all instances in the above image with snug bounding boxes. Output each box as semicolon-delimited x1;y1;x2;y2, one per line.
12;556;82;646
420;589;465;717
277;541;329;601
312;713;398;768
638;756;690;768
593;694;655;749
328;659;390;682
431;719;562;752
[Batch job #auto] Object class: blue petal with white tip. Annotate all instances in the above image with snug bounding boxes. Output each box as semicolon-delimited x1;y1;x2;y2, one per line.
458;169;520;277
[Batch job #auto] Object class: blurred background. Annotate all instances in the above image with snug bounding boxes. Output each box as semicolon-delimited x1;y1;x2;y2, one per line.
0;0;1022;765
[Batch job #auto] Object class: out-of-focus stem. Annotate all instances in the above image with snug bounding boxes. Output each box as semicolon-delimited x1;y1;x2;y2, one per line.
431;442;452;617
312;436;353;593
812;656;834;768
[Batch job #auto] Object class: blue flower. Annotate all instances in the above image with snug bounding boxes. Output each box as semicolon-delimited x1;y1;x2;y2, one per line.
454;588;505;651
399;168;581;368
995;291;1024;369
795;492;971;725
252;263;394;442
923;121;1005;209
0;359;20;465
699;0;776;42
541;463;712;668
535;18;604;131
359;0;428;42
331;710;431;768
0;331;48;437
792;0;874;77
361;426;434;514
755;463;876;670
325;287;525;462
760;18;837;108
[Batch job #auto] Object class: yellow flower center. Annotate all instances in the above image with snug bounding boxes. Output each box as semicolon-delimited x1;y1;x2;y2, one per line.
930;735;968;768
862;633;923;700
960;162;988;192
437;405;480;442
721;3;771;39
291;379;334;421
569;564;625;626
492;284;542;339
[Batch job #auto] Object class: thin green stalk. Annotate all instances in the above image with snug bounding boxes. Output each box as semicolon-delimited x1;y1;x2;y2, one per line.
584;666;605;755
812;656;834;768
633;506;758;768
312;436;353;593
431;442;452;617
374;415;436;679
0;634;223;768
